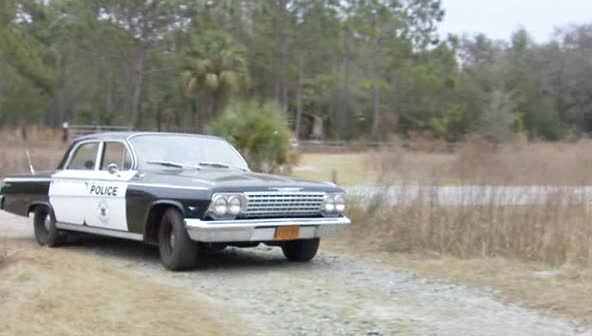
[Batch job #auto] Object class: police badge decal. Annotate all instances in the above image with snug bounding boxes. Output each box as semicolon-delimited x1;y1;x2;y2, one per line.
97;200;110;224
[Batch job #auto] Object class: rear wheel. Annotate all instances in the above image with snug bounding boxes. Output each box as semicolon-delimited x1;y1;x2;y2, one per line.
158;208;199;271
281;238;320;262
33;206;64;247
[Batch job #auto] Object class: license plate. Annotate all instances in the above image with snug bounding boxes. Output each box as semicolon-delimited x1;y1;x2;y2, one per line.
275;226;300;240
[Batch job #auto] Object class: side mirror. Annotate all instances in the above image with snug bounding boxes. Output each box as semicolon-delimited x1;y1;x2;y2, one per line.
107;163;119;175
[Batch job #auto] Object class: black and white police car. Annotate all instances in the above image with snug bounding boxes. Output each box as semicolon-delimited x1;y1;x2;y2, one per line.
0;132;350;270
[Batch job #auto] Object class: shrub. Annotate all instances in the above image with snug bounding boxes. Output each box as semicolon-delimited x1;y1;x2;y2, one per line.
208;100;294;173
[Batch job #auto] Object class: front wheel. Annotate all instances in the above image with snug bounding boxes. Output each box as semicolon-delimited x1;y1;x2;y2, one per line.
158;208;199;271
33;206;64;247
281;238;320;262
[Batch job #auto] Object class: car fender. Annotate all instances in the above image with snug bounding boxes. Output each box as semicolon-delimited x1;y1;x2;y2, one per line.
142;200;187;243
27;201;56;220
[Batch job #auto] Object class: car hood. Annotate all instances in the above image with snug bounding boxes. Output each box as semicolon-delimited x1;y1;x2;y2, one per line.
132;168;343;193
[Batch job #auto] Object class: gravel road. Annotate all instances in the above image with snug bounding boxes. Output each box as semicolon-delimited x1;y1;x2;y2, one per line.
2;211;591;336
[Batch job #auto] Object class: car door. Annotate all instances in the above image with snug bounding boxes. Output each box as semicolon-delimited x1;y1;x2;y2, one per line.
84;141;136;231
49;140;101;226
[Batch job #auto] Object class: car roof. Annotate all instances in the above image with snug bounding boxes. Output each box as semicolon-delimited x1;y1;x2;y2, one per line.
75;131;225;142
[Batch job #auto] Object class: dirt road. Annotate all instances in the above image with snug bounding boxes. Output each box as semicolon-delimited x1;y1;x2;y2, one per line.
1;211;590;336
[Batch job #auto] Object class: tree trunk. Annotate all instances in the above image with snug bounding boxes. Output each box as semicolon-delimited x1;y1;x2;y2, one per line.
104;57;114;124
274;0;290;112
128;44;147;129
52;53;67;127
295;55;304;140
156;103;162;131
339;41;353;140
0;57;4;120
193;95;200;131
371;43;382;139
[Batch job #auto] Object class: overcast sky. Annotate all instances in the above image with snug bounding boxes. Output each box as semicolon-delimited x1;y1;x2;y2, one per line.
439;0;592;42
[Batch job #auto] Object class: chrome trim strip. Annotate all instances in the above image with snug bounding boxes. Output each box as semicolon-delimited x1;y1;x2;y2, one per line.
56;222;143;241
243;191;327;218
245;191;327;196
128;183;209;190
187;217;351;228
3;177;52;182
185;216;351;242
95;141;104;171
191;179;215;186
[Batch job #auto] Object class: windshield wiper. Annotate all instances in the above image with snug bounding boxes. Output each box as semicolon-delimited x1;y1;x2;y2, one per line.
198;161;230;168
198;161;247;171
147;160;200;170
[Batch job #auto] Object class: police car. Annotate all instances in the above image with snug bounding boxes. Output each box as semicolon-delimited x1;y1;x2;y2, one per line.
0;132;350;270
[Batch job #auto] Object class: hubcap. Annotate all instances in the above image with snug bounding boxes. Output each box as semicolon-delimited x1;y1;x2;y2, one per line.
44;214;52;232
169;231;175;249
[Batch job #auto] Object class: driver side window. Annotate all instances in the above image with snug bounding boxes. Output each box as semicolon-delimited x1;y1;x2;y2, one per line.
67;142;99;170
101;142;132;171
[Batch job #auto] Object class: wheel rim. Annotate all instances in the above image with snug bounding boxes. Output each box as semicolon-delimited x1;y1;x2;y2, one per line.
161;221;174;255
169;231;175;250
44;214;52;232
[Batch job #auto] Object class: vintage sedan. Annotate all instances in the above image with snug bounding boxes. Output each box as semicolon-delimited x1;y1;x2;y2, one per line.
0;132;350;270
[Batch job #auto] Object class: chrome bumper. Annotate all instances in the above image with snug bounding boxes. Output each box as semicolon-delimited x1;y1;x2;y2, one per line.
185;217;351;243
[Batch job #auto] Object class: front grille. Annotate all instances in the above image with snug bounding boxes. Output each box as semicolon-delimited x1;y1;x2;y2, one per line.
242;192;325;218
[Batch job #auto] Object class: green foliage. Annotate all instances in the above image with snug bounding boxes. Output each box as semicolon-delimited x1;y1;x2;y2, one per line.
0;0;589;143
428;104;468;142
208;100;292;173
182;30;249;96
479;90;516;143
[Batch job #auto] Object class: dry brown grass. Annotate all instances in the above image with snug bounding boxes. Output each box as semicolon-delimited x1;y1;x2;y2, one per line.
348;189;592;266
355;139;592;266
0;238;246;336
372;138;592;185
0;128;66;178
339;139;592;324
0;237;6;266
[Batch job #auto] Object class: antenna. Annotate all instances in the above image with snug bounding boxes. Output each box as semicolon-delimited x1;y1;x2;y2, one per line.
26;150;36;175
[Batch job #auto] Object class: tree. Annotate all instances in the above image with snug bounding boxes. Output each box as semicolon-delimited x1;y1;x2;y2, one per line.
89;0;189;128
480;90;516;143
181;30;249;130
208;100;292;173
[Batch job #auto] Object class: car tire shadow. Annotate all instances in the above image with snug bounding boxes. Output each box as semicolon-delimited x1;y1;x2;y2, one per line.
60;233;317;272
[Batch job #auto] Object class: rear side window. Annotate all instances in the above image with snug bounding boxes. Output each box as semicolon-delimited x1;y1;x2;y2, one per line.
101;142;133;171
67;142;99;170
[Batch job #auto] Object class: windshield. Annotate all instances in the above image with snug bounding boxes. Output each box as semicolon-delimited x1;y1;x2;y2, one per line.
129;135;248;170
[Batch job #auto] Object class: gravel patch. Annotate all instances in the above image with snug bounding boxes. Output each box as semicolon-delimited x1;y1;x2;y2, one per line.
2;212;591;336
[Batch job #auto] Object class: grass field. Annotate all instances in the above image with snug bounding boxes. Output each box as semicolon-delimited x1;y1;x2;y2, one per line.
292;140;592;186
291;152;374;185
0;237;244;336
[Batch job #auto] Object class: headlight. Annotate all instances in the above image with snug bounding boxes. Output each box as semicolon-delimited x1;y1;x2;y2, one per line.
212;196;228;216
334;194;346;212
323;195;336;212
228;195;243;215
209;193;246;219
323;193;346;216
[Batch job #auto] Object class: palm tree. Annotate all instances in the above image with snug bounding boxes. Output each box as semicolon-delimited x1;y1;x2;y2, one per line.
181;30;249;130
